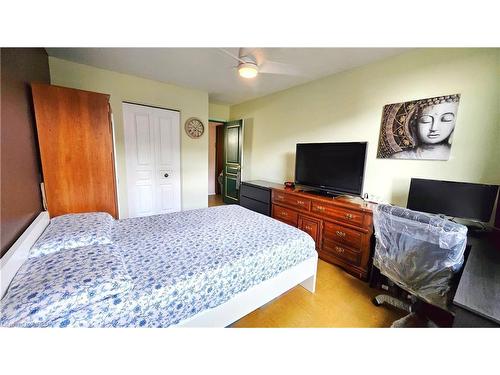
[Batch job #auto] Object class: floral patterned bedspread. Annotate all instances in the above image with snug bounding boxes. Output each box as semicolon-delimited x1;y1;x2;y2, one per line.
1;205;316;327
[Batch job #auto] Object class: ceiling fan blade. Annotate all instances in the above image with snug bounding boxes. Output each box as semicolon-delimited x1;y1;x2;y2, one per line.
219;48;247;64
259;60;303;76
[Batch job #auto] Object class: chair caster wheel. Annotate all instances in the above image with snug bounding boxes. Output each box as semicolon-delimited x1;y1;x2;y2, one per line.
372;297;382;307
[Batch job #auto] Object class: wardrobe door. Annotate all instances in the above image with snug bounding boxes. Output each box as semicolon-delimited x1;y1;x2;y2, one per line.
32;83;118;218
122;102;181;218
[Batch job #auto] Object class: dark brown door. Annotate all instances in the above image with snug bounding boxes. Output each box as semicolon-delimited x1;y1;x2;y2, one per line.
31;83;118;218
222;120;243;204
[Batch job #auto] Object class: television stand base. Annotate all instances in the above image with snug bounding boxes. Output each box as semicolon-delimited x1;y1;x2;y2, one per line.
298;188;346;199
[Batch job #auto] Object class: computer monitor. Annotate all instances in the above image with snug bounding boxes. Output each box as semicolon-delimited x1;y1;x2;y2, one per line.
407;178;499;222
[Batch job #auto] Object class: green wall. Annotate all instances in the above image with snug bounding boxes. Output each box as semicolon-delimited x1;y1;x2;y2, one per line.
209;102;230;122
47;49;499;215
230;48;500;207
49;57;209;217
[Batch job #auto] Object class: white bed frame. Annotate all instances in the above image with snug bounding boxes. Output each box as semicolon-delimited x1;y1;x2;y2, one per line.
1;211;50;299
0;211;318;327
176;255;317;327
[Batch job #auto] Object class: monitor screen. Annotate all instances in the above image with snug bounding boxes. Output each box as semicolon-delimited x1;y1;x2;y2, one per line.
295;142;367;196
407;178;499;222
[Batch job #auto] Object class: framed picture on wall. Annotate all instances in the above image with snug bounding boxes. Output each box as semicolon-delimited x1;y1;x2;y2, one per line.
376;94;460;160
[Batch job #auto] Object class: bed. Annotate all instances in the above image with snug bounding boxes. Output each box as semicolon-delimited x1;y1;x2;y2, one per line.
0;205;318;327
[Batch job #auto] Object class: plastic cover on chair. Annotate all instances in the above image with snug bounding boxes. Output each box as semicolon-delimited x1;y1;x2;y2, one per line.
373;204;468;309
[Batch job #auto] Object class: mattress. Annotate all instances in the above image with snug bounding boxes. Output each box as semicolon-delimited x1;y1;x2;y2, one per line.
1;205;316;327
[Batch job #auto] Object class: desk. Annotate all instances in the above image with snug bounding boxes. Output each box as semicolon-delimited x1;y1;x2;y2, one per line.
453;231;500;327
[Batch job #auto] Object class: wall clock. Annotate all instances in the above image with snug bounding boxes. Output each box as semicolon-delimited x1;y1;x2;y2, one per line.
184;117;205;139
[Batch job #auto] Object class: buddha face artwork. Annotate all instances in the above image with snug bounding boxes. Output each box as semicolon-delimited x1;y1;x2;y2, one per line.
376;94;460;160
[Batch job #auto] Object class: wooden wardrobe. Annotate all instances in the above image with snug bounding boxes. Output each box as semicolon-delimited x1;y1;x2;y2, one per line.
32;83;118;218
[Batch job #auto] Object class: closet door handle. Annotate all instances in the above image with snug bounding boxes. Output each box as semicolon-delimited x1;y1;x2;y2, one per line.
164;173;169;178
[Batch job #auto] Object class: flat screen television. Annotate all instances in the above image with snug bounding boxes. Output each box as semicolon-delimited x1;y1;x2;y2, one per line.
407;178;499;222
295;142;367;196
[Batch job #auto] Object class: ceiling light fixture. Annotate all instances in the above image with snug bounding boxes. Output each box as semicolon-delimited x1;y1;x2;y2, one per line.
238;62;258;79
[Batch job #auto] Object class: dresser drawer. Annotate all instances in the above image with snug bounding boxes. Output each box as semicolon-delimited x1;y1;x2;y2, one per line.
323;221;362;249
272;191;311;211
298;215;321;248
240;196;270;216
272;204;298;227
322;239;361;266
311;201;364;226
240;183;270;204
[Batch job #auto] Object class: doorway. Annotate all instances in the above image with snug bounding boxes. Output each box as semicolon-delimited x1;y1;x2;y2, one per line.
208;121;225;206
221;120;243;204
208;119;244;206
122;102;181;218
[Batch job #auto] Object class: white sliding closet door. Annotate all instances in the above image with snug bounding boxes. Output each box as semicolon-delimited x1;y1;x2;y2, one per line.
123;102;181;218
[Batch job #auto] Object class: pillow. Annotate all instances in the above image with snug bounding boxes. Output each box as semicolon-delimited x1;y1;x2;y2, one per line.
0;244;132;327
29;212;115;258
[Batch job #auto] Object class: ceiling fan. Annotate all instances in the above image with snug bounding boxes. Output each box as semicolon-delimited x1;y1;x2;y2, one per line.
220;48;302;79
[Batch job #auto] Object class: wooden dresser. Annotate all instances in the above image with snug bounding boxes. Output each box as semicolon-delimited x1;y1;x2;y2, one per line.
271;186;375;280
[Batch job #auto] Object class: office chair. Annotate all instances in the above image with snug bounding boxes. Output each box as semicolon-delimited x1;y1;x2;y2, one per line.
372;204;468;327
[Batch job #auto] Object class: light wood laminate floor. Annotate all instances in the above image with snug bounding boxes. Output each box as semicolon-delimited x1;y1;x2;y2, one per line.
208;194;225;207
232;259;403;328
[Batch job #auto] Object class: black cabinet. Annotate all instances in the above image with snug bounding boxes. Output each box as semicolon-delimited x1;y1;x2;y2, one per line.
239;180;282;216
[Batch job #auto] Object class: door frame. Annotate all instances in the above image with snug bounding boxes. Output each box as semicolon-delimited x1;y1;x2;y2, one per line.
109;111;121;218
208;119;225;196
122;101;182;218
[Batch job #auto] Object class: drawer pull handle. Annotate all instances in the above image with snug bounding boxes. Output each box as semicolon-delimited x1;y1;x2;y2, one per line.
335;230;346;238
345;213;354;220
297;200;305;205
316;206;325;211
281;211;288;217
335;246;345;254
305;225;312;231
276;195;285;200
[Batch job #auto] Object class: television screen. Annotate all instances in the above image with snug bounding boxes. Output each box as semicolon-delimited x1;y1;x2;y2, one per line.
295;142;367;196
407;178;499;222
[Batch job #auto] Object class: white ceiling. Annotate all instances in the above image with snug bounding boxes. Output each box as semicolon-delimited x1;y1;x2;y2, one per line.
46;48;408;105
